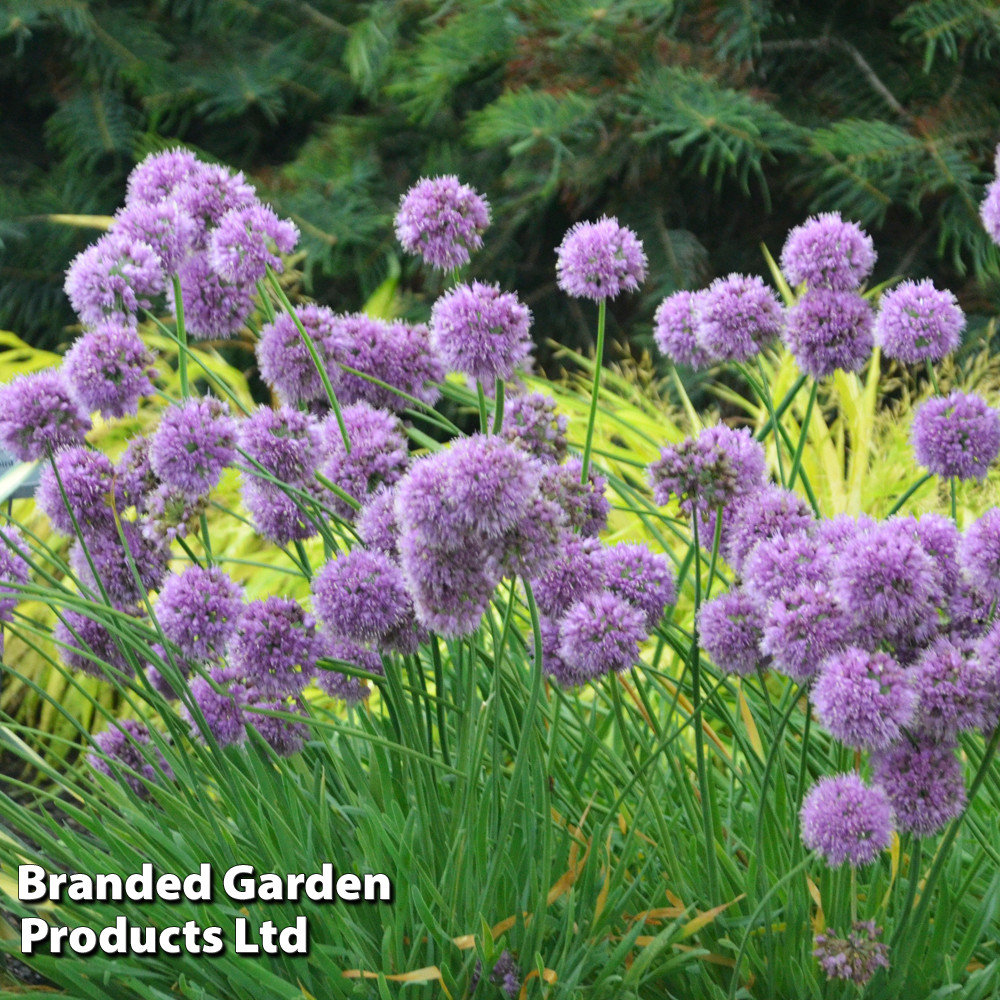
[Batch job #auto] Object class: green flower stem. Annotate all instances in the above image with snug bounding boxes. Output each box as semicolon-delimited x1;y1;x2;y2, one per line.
755;374;808;443
787;380;818;491
886;472;934;516
704;504;724;603
951;476;957;521
477;380;490;434
492;377;506;435
171;274;189;399
755;355;786;487
580;297;607;483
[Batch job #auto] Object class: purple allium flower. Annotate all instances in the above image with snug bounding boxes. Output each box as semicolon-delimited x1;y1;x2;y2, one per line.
62;320;155;419
814;512;875;550
555;216;647;300
207;202;298;285
958;507;1000;604
831;519;942;647
600;543;676;629
112;436;156;512
811;647;916;750
169;253;256;340
497;492;566;580
653;290;714;369
315;632;383;704
238;405;321;485
783;289;875;379
648;424;767;516
912;512;962;598
0;527;29;629
813;921;889;985
69;521;170;609
241;480;318;545
0;369;91;461
531;534;605;617
875;279;965;363
329;314;444;411
187;668;249;747
88;719;173;797
125;148;201;207
780;212;876;291
394;175;490;270
873;738;966;837
398;532;496;637
800;773;893;867
312;548;412;644
695;273;783;362
111;199;197;275
911;638;992;740
156;565;243;662
357;487;400;557
429;281;532;383
742;530;833;613
172;163;257;244
64;232;165;326
982;177;1000;245
761;582;848;682
142;482;208;543
488;951;521;1000
36;447;115;537
149;397;237;498
320;402;409;518
55;609;131;679
256;304;341;407
228;597;316;697
502;392;568;463
911;391;1000;481
723;484;815;573
557;591;646;682
246;698;308;757
697;588;764;676
539;458;610;537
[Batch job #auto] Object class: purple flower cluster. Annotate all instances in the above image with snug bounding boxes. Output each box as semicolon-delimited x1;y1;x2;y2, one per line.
502;392;568;464
782;289;874;379
0;369;91;461
555;216;647;300
697;274;784;362
780;213;877;291
62;320;155;419
800;772;893;867
88;719;173;798
395;175;490;270
813;922;889;985
653;290;713;369
149;397;237;498
911;391;1000;481
875;279;964;363
980;147;1000;246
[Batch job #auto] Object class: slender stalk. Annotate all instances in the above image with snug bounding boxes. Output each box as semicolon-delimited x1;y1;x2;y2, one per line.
787;380;817;491
755;356;786;486
580;297;607;483
492;377;506;435
477;381;490;435
172;274;189;399
951;477;957;521
886;473;934;517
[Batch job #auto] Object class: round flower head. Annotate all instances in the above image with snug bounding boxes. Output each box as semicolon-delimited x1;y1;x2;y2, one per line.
653;290;713;369
394;175;490;270
912;512;962;598
112;436;156;512
142;482;208;543
648;424;767;516
958;507;1000;604
555;216;647;300
169;253;256;340
111;198;197;275
502;392;568;464
496;492;566;580
695;273;783;362
557;591;647;682
88;719;173;798
55;609;131;679
982;176;1000;246
811;647;916;750
600;543;676;629
63;320;155;419
241;480;318;545
186;669;249;747
320;402;409;518
783;289;874;379
911;638;992;740
723;484;815;573
697;588;764;676
329;314;444;411
228;597;315;698
531;533;605;617
312;548;412;645
800;773;893;867
430;281;532;383
831;518;942;647
238;405;321;485
0;369;91;461
156;565;244;662
125;148;201;207
245;697;308;757
813;921;890;985
64;232;165;326
69;521;169;610
256;304;341;407
36;446;116;537
873;738;966;837
742;530;833;613
207;202;298;285
780;212;876;291
356;487;400;557
875;279;965;363
539;459;610;538
171;162;257;244
814;512;875;551
911;391;1000;481
149;397;237;498
315;632;384;704
760;581;847;682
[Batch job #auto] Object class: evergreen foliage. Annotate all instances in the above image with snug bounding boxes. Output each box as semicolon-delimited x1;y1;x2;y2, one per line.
3;0;1000;351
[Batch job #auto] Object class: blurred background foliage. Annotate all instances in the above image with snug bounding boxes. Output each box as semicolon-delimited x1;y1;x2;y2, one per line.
3;0;1000;363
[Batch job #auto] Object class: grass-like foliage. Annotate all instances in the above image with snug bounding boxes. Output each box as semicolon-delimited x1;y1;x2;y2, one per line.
1;153;1000;1000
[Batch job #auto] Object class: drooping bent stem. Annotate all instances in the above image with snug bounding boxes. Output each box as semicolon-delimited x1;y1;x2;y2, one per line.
580;297;607;483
